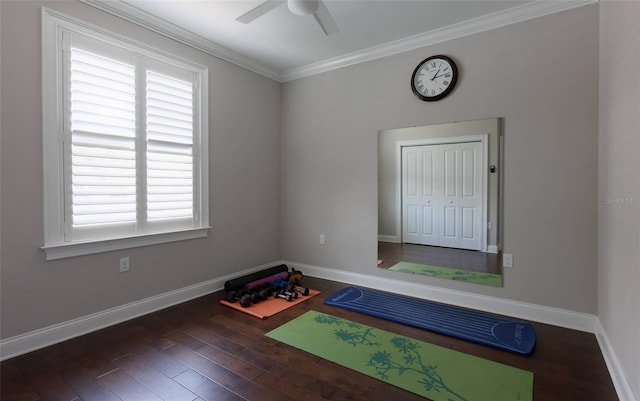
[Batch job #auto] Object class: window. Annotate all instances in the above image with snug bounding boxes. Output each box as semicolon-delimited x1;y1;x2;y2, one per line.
42;9;209;260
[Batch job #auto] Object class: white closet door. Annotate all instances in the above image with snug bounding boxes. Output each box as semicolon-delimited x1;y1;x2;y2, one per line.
439;145;461;248
402;142;483;251
402;146;439;246
458;142;483;250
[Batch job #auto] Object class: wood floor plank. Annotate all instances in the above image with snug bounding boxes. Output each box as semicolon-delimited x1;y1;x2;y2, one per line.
0;359;41;401
10;353;79;401
111;354;198;401
98;368;163;401
60;365;122;401
128;338;191;379
173;370;245;401
193;343;264;382
180;324;245;354
163;343;283;401
162;330;208;351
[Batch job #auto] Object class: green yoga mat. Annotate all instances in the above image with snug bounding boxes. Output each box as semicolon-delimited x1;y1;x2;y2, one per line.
266;310;533;401
389;261;503;287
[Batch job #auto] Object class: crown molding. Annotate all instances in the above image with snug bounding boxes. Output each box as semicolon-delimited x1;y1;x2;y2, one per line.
281;0;597;81
80;0;282;81
81;0;596;83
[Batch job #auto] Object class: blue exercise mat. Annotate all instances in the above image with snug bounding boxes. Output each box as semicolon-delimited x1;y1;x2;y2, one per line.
324;286;536;355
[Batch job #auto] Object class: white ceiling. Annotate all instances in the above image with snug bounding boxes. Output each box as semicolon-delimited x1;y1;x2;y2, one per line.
86;0;594;81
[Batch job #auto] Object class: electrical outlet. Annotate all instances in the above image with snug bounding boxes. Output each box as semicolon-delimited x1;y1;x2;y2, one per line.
503;253;513;268
319;234;326;245
119;257;130;273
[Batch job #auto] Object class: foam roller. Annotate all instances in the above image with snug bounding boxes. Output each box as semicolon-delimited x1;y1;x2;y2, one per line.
243;271;290;289
224;264;288;292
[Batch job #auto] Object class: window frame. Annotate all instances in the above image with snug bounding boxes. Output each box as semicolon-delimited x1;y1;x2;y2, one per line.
41;8;209;260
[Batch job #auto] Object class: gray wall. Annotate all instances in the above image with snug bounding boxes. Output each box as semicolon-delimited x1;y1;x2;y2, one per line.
0;1;282;339
281;5;599;313
598;1;640;398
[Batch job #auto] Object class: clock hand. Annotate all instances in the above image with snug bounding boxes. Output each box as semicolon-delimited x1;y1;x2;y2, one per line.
430;68;441;81
432;72;448;80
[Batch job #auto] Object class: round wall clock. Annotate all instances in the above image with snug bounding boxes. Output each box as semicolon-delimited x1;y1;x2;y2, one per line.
411;55;458;101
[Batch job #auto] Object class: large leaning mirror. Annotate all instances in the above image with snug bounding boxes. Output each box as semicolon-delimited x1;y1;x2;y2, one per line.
378;118;504;286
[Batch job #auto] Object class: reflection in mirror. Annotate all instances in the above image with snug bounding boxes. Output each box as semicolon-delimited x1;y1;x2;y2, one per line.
378;118;503;286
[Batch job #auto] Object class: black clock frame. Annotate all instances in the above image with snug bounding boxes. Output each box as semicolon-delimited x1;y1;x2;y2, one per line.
411;55;459;102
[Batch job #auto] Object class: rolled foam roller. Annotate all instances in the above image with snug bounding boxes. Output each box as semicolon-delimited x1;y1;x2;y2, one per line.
224;264;289;292
243;271;290;289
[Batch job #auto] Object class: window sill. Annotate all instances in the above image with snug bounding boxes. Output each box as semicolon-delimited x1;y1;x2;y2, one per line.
41;227;210;260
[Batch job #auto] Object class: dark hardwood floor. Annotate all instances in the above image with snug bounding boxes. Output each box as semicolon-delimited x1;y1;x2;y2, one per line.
378;242;502;274
0;277;617;401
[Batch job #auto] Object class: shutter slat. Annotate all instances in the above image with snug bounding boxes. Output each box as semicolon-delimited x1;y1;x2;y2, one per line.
72;134;135;150
73;177;136;186
148;98;191;115
72;83;135;103
148;186;192;194
147;141;192;156
147;209;192;220
148;111;193;127
148;193;192;202
147;177;192;186
73;186;136;195
148;131;193;144
73;145;134;161
73;195;136;205
148;160;192;171
73;213;137;226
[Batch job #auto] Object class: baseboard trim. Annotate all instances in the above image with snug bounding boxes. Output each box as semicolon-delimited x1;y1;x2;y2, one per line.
594;320;638;401
377;241;500;253
291;261;597;332
377;235;398;243
0;260;285;361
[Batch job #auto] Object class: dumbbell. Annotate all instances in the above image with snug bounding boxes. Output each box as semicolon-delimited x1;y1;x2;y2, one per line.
238;288;262;304
286;283;310;296
247;285;272;301
225;291;252;308
257;286;273;300
273;290;293;302
289;268;303;284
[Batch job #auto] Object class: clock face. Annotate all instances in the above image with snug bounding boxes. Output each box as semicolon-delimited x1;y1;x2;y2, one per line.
411;55;458;101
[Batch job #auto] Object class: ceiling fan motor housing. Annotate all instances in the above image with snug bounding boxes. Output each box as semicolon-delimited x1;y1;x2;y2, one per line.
288;0;320;16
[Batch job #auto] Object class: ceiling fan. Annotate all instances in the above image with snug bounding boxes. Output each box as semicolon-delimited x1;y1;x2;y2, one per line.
236;0;340;36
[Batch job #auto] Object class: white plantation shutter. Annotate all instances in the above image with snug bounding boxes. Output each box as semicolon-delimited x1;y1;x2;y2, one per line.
67;49;199;237
69;48;138;228
146;71;194;221
42;11;209;258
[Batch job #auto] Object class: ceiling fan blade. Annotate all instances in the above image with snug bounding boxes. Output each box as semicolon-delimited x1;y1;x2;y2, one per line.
312;0;340;35
236;0;284;24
